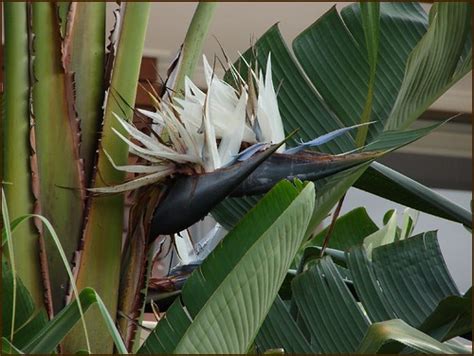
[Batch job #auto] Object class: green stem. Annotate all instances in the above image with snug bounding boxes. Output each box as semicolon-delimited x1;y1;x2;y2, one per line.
3;2;44;309
173;2;217;95
67;2;106;185
63;3;151;353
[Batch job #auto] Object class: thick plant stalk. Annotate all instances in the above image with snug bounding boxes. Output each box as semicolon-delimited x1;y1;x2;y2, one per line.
117;187;163;351
172;2;217;94
57;2;70;38
3;2;44;309
31;2;86;316
64;3;151;354
63;2;106;185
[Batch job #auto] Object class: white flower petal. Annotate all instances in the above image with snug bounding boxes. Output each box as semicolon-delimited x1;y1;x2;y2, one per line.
202;88;221;171
112;127;201;164
88;168;174;194
104;150;167;174
218;91;248;165
137;108;164;126
256;55;285;152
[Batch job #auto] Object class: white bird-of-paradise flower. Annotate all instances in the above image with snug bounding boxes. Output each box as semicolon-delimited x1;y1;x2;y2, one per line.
91;54;286;193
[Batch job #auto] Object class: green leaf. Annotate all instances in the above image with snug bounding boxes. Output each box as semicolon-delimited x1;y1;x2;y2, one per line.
2;191;47;350
3;1;44;309
255;295;312;354
385;2;472;130
303;207;379;252
357;319;460;354
292;257;370;353
363;209;398;260
139;180;315;354
32;1;86;314
213;2;471;232
65;3;151;354
355;162;472;227
10;309;48;350
292;2;427;143
1;207;92;352
2;260;47;345
348;231;463;327
419;289;472;341
360;3;380;72
355;2;380;147
21;288;127;354
2;338;23;354
258;229;471;353
214;122;444;231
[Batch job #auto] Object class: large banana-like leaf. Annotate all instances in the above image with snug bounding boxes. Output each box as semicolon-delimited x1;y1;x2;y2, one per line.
293;257;370;353
302;207;378;252
255;295;312;354
348;232;466;330
213;2;471;231
31;2;85;315
357;162;472;227
64;3;151;354
256;227;471;354
139;180;315;354
3;2;44;309
357;319;461;354
385;2;471;130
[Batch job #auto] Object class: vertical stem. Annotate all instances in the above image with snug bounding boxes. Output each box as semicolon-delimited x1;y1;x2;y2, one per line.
65;2;106;185
173;2;217;94
3;2;44;309
64;3;151;354
319;194;346;257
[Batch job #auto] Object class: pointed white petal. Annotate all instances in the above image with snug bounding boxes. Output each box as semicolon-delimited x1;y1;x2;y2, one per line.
112;127;201;164
112;112;164;151
256;55;285;152
137;108;165;125
88;168;174;194
202;88;221;171
218;91;248;165
104;150;167;174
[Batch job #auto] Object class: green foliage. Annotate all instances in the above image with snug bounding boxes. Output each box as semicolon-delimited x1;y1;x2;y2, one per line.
213;2;471;231
3;2;44;309
256;219;472;354
139;180;315;353
1;2;471;354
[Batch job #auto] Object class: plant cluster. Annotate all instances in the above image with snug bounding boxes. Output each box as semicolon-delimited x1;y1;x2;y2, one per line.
1;1;472;354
